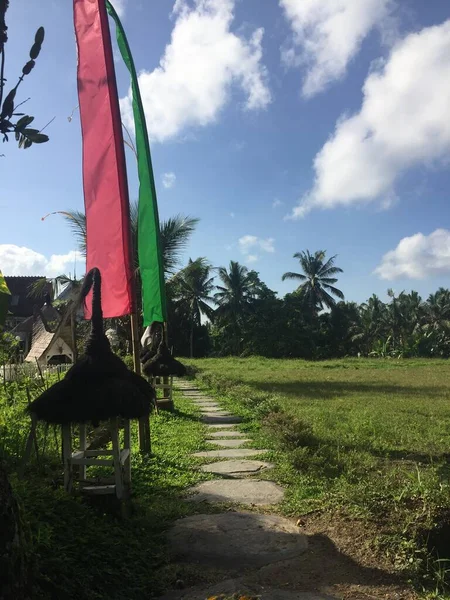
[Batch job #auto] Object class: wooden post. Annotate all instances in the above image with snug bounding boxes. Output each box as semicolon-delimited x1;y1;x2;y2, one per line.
79;424;87;482
62;424;72;493
19;414;37;479
71;310;78;363
110;417;124;500
123;419;131;487
131;312;151;453
162;322;171;406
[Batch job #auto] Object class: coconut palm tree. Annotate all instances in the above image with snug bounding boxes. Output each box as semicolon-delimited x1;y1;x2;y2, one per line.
171;258;215;357
62;204;199;276
282;250;344;315
214;261;258;354
423;288;450;332
350;294;388;355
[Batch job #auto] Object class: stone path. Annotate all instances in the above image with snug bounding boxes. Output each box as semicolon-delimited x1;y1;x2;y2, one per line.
200;459;274;476
158;380;335;600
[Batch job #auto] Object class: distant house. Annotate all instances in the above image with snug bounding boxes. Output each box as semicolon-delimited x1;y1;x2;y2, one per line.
4;276;52;329
11;301;63;357
25;306;75;366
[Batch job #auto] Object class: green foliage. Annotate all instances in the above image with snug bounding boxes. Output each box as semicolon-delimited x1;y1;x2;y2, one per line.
0;330;19;363
0;3;48;149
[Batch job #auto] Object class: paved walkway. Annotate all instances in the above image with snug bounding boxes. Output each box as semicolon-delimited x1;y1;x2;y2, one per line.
159;380;335;600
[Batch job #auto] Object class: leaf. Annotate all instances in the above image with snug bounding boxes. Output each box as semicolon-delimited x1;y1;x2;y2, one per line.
29;43;40;60
16;115;34;131
22;60;35;75
31;133;49;144
23;139;33;149
23;128;48;143
15;131;20;142
30;28;45;59
1;89;16;120
35;27;45;46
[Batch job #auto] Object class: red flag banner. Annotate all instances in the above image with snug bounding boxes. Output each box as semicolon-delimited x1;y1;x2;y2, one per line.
73;0;133;318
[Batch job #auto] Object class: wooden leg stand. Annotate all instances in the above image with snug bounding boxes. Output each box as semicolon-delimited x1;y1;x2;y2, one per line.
152;376;174;412
79;423;87;483
62;419;131;504
62;424;73;493
19;414;38;479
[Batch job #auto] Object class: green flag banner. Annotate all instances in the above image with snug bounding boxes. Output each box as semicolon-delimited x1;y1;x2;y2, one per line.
106;0;167;326
0;270;11;327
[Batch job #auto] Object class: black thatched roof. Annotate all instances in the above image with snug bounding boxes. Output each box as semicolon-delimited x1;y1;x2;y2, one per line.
141;341;186;378
27;365;153;425
27;268;156;426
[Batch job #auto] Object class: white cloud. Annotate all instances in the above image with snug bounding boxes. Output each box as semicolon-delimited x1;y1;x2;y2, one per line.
259;238;276;253
273;198;283;208
280;0;392;97
280;0;391;97
238;235;275;263
162;172;176;189
120;0;271;142
289;20;450;219
374;229;450;280
0;245;84;278
109;0;126;18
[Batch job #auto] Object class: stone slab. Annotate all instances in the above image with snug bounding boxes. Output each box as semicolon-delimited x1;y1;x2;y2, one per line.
208;438;251;448
193;448;268;459
200;459;274;476
191;401;220;406
167;512;307;568
201;415;242;424
187;479;284;506
206;431;247;438
159;579;331;600
205;423;240;429
200;411;233;417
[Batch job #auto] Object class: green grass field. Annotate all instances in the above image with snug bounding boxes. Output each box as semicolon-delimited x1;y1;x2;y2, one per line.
187;357;450;597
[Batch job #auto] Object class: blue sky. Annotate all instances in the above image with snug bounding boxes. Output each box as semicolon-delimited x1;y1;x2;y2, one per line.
1;0;450;304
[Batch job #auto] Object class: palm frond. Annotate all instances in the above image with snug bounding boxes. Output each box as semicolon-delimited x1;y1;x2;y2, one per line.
160;215;200;275
28;277;51;300
322;284;345;300
62;210;87;256
282;272;306;282
320;266;343;277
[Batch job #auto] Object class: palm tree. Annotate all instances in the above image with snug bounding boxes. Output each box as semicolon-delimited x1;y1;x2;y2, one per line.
282;250;344;314
423;288;450;332
214;261;257;355
171;258;215;357
351;294;388;354
63;204;199;276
